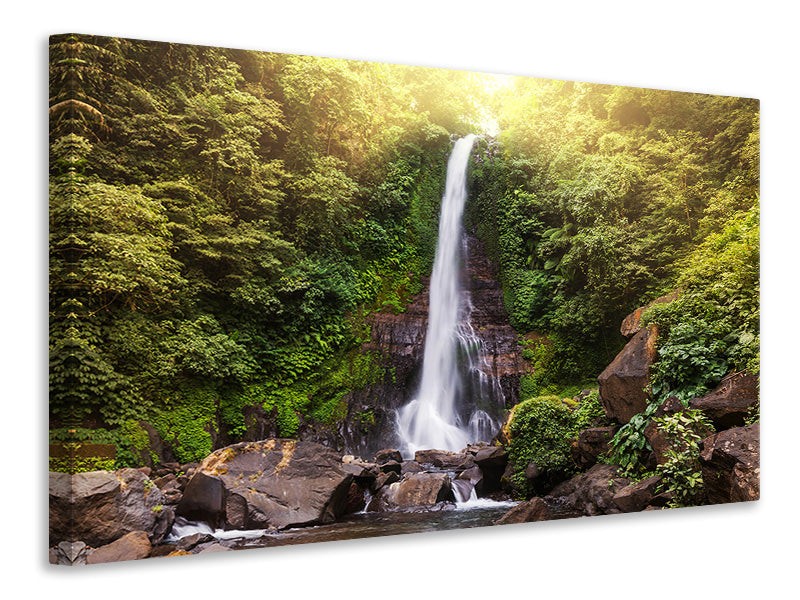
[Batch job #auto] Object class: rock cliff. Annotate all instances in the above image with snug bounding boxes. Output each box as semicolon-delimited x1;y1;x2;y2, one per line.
340;233;525;458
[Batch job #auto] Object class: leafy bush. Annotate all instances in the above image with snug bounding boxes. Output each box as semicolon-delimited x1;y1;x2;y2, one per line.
653;410;715;507
506;393;603;497
604;407;656;478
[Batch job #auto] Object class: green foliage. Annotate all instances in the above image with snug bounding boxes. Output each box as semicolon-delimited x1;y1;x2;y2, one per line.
470;81;759;385
505;392;604;497
644;204;760;403
605;408;656;478
48;35;758;474
653;410;715;507
151;385;218;464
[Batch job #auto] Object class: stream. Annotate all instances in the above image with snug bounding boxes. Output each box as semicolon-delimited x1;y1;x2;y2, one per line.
167;495;583;552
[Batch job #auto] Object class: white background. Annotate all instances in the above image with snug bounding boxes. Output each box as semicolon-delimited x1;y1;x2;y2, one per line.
6;1;797;596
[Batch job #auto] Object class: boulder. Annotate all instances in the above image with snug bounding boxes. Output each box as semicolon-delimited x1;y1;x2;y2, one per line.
49;468;173;547
86;530;152;564
597;325;659;424
341;457;381;479
366;472;454;511
55;541;87;566
620;290;680;338
370;470;400;493
176;439;353;530
401;460;424;474
524;462;541;482
495;497;552;525
473;445;508;469
379;460;402;475
373;449;403;464
342;482;368;514
699;424;760;504
689;371;759;430
612;475;662;513
571;426;617;469
548;464;633;516
456;465;484;497
414;449;475;471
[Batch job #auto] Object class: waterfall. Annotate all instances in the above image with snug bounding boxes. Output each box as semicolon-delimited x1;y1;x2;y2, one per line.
397;134;504;458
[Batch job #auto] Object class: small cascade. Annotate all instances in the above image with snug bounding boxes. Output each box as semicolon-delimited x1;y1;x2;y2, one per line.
451;478;478;503
397;135;506;458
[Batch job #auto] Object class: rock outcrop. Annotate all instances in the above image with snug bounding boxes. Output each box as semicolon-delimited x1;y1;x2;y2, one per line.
176;439;354;530
620;290;680;338
366;472;455;511
495;497;552;525
49;468;174;548
689;371;759;429
571;426;617;469
547;464;633;516
699;424;760;504
597;325;659;424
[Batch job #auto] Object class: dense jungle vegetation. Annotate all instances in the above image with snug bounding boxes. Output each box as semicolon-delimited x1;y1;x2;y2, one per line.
49;34;759;470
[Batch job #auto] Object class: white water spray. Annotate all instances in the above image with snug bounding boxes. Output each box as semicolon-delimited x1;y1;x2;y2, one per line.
397;134;503;457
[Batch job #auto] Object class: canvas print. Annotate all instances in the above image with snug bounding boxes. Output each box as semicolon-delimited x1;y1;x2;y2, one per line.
48;33;760;565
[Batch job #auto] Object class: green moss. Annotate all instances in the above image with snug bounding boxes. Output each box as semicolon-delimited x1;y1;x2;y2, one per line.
151;384;217;464
505;391;605;498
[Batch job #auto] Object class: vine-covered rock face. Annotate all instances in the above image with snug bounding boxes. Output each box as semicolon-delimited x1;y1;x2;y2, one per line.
176;439;354;531
597;325;659;424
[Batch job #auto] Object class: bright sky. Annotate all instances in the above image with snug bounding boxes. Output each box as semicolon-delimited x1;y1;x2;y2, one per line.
477;73;516;135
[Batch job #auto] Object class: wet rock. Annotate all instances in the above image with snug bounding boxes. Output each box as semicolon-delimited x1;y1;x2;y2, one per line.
379;460;402;474
414;449;475;471
473;445;507;468
342;482;368;514
366;472;455;511
176;532;215;551
49;468;173;548
597;325;659;424
401;460;424;474
612;475;663;513
571;426;617;469
548;464;633;516
495;497;551;525
341;457;381;479
370;470;400;493
689;371;759;430
374;449;403;464
87;530;151;564
456;465;484;496
699;424;760;504
176;439;353;530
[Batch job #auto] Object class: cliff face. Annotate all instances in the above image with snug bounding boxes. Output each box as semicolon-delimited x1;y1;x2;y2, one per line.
462;234;526;405
339;233;526;459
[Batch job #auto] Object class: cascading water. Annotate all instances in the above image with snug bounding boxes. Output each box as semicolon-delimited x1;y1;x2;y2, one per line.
397;134;505;458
